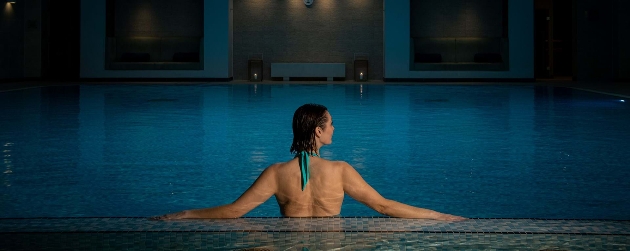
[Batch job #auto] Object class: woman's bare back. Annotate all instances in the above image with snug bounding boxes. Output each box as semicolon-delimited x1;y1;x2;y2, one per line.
273;157;345;217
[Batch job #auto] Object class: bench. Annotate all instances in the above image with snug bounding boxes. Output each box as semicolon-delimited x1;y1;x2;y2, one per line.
271;63;345;81
410;37;509;71
106;37;203;70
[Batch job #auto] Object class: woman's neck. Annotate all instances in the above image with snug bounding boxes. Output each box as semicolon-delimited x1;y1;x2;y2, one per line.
314;143;322;156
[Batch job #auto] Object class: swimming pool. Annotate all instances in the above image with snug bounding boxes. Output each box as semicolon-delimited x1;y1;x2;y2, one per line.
1;83;629;220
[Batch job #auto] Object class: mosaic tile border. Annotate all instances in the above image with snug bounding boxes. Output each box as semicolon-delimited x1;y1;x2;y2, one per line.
1;232;629;251
1;217;629;236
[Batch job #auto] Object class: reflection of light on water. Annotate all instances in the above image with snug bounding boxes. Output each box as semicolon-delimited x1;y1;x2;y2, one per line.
320;149;334;160
249;167;266;180
248;149;268;180
250;149;267;163
351;148;366;169
3;142;12;187
360;84;363;99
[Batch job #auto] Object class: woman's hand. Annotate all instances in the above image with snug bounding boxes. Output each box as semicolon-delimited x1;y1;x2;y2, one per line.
149;210;189;220
434;213;467;221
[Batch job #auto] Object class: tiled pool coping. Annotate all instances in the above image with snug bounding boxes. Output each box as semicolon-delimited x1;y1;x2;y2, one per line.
1;218;629;250
1;217;629;235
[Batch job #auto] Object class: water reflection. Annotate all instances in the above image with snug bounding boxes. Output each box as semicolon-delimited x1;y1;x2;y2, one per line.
2;142;12;187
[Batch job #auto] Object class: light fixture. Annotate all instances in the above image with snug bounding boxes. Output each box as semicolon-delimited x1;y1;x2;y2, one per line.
7;0;16;3
248;53;263;82
354;53;369;82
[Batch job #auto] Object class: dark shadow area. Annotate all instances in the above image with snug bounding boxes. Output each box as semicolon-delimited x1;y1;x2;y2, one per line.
105;0;204;70
41;0;80;80
409;0;509;72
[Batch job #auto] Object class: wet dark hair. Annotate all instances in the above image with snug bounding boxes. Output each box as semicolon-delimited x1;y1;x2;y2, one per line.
290;104;328;155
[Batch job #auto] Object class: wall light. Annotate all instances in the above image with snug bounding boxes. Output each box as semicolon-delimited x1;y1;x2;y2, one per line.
248;53;263;82
7;0;16;3
354;53;369;82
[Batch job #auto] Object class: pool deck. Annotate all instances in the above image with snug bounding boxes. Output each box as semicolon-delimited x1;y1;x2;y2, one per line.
2;79;630;98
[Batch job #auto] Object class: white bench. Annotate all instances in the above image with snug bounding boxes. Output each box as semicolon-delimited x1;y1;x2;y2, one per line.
271;63;345;81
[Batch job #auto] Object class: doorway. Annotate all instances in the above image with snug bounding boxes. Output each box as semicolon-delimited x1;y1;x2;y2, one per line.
41;0;80;80
534;0;574;80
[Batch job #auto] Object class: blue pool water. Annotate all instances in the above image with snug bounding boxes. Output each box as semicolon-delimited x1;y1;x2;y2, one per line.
0;84;629;220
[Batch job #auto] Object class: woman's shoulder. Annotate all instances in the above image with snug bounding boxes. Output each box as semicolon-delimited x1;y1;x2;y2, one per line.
317;159;353;170
267;158;351;170
265;159;298;171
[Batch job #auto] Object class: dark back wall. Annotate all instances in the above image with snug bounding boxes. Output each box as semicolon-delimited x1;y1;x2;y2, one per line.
410;0;504;37
575;0;617;81
42;0;80;80
233;0;383;80
618;0;630;80
113;0;203;37
0;2;24;79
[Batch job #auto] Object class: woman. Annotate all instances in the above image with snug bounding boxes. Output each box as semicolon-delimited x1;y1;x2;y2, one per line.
153;104;465;220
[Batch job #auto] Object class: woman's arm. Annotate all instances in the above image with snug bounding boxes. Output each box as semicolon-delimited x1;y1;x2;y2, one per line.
341;162;466;221
152;164;278;220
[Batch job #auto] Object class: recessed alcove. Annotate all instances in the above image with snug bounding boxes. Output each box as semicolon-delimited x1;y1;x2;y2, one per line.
410;0;509;71
105;0;204;70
